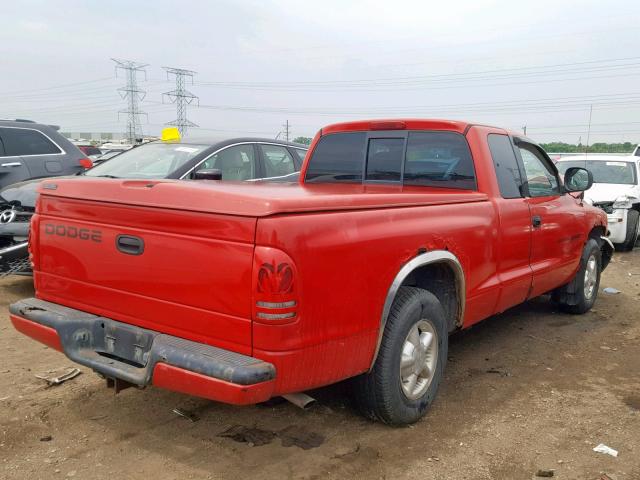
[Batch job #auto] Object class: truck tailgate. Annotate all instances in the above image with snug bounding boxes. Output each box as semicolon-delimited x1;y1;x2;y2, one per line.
33;186;256;354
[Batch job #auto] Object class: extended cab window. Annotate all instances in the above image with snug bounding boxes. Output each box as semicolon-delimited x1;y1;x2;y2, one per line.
0;127;62;156
518;146;559;197
305;132;366;183
404;132;476;189
488;134;524;198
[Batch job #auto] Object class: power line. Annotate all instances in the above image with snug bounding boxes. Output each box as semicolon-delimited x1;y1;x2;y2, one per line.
112;58;148;144
183;95;640;117
193;57;640;90
0;77;115;96
162;67;199;136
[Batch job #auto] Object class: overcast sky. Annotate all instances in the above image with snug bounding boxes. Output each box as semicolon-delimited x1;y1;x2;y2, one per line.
1;0;639;144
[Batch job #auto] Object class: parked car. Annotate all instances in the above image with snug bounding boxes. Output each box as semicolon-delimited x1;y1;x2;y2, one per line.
75;144;104;159
94;149;124;163
0;119;88;189
0;136;307;275
556;155;640;250
10;119;611;425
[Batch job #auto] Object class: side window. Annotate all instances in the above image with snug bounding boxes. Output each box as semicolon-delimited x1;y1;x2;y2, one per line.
518;146;559;197
305;132;366;183
366;138;404;181
260;144;295;177
193;144;256;181
0;127;62;156
487;134;523;199
404;132;476;189
292;148;307;164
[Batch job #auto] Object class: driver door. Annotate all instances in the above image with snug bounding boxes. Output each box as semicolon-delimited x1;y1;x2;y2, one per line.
516;141;585;297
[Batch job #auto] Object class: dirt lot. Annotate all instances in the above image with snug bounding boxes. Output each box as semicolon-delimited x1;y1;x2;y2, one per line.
1;251;639;480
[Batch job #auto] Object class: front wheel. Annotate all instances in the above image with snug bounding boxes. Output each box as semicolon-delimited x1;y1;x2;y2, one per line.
351;287;448;425
554;238;602;314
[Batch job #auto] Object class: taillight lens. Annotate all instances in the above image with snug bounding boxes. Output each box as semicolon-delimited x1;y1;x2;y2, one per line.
28;213;39;271
253;246;298;324
79;158;93;169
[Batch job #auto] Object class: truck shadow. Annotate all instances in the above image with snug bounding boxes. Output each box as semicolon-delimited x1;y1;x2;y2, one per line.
57;291;618;479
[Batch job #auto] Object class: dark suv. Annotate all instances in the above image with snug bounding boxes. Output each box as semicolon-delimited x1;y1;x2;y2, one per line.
0;119;86;189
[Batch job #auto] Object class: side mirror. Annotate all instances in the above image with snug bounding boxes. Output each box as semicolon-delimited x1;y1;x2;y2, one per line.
564;167;593;192
193;169;222;180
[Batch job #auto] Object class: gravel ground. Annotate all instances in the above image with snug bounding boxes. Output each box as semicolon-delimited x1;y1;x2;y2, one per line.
1;249;639;480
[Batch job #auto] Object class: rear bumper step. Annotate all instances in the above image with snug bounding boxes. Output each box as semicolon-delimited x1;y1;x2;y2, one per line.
10;298;276;405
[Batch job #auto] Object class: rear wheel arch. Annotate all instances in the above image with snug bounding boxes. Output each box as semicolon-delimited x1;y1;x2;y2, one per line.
370;250;465;370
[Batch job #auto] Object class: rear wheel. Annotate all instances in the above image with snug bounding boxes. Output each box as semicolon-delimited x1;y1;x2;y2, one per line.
618;209;639;252
351;287;448;425
554;239;601;314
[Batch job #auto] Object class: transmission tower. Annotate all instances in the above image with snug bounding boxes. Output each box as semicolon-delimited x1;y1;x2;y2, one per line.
282;120;291;142
162;67;199;136
111;58;148;144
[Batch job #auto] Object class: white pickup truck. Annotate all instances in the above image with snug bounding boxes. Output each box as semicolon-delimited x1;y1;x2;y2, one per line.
557;155;640;250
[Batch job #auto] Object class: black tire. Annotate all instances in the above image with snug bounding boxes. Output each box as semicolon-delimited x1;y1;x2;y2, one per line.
617;209;639;252
554;238;601;314
351;287;448;425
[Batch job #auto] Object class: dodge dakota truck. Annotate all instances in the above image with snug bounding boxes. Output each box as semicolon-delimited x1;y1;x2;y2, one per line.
10;119;612;425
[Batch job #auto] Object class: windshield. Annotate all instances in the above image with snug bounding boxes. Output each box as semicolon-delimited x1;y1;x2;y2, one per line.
84;142;209;179
557;160;637;185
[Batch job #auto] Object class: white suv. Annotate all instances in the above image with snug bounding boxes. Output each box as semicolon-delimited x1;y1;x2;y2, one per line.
557;155;640;251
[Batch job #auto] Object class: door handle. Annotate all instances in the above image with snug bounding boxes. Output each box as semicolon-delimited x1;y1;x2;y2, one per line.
1;162;22;167
116;235;144;255
532;215;542;228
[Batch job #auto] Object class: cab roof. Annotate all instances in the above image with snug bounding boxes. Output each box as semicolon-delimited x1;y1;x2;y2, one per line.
318;119;509;136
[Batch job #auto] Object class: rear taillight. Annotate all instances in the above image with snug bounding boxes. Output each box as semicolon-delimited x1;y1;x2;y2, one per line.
79;158;93;169
28;214;39;271
253;246;298;324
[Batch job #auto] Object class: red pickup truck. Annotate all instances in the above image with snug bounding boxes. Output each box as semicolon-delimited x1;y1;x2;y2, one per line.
10;119;612;425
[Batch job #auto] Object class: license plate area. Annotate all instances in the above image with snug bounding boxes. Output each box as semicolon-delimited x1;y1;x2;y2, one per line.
94;320;157;368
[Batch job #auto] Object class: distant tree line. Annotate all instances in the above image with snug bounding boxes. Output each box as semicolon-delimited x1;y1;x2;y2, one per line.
293;136;312;145
541;141;637;153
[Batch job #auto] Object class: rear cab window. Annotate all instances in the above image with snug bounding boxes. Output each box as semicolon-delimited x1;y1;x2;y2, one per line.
305;132;366;183
305;130;476;190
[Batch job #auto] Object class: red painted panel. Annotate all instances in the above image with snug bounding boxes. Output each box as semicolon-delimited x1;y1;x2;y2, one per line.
254;329;378;394
253;199;500;359
10;315;63;352
527;194;587;296
152;363;275;405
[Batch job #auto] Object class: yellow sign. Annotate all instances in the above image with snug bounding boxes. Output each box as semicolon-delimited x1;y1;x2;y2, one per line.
161;127;181;142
